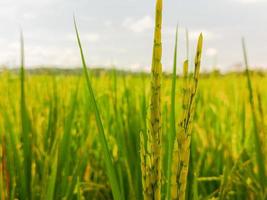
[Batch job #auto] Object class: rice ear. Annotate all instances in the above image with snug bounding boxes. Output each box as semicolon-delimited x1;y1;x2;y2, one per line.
176;33;203;200
141;0;163;199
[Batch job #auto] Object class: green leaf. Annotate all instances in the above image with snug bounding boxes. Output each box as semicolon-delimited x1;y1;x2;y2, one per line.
73;16;122;200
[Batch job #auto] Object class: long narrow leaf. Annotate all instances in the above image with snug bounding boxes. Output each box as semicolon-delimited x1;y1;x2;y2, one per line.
73;17;122;200
242;38;266;192
20;31;32;200
166;25;178;200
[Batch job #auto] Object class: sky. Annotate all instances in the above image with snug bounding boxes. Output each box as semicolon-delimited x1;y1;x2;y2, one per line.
0;0;267;72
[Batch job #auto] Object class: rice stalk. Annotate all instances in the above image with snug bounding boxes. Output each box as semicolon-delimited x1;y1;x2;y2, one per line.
0;137;10;200
2;108;25;200
176;33;203;200
242;38;266;197
170;59;189;200
166;25;178;200
0;139;5;200
140;131;147;198
140;0;163;199
44;145;58;200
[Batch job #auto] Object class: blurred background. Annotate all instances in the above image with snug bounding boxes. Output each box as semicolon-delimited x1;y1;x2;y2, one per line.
0;0;267;72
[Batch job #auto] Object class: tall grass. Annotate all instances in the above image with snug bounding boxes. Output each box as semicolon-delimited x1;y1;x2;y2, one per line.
242;38;266;198
20;31;32;200
74;17;122;200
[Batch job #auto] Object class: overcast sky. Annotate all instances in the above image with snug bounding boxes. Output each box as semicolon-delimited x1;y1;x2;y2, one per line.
0;0;267;72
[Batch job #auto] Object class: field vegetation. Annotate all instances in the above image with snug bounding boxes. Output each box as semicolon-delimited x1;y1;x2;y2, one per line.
0;0;266;199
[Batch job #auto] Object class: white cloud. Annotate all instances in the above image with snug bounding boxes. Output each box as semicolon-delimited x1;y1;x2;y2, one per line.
162;27;177;36
162;27;219;41
189;30;220;41
65;33;100;43
0;38;6;44
22;13;36;20
130;63;141;71
206;48;218;56
84;33;100;42
122;16;153;33
104;20;113;28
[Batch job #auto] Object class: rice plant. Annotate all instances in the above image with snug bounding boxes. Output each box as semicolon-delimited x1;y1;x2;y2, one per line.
140;0;163;199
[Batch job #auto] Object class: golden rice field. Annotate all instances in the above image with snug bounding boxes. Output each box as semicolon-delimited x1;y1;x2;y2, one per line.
0;0;266;199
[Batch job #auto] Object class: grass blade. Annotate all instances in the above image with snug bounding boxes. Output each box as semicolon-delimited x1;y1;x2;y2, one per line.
20;31;32;200
73;17;122;200
242;38;266;193
166;25;178;200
